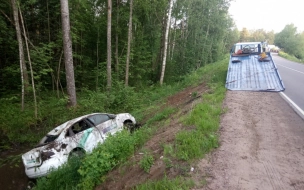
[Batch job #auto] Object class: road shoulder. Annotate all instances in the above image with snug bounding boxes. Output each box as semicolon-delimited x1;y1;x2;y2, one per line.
195;91;304;190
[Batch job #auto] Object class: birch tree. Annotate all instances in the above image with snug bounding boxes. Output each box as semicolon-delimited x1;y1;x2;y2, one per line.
11;0;29;111
19;6;38;118
160;0;173;85
125;0;133;86
60;0;77;106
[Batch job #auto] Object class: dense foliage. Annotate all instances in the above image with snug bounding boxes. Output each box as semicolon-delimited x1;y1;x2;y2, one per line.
0;0;235;96
275;24;304;59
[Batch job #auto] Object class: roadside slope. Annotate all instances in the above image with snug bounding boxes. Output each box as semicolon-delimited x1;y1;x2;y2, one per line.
197;91;304;189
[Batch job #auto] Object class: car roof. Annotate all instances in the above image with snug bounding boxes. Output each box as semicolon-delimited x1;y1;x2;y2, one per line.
47;113;109;136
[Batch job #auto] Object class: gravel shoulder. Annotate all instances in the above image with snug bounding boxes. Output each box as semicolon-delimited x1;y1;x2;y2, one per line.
196;91;304;190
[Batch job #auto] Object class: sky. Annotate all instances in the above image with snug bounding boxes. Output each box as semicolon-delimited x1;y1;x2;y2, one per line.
228;0;304;33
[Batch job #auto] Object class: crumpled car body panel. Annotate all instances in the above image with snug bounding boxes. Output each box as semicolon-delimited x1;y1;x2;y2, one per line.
22;113;136;178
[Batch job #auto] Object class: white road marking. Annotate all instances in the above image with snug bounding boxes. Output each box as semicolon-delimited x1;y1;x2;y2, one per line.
280;92;304;119
276;63;304;75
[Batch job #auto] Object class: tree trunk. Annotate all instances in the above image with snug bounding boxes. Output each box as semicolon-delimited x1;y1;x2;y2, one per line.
170;19;177;61
60;0;77;107
19;5;38;118
11;0;29;111
107;0;112;91
96;27;99;91
153;15;166;77
125;0;133;86
57;51;64;98
115;0;119;74
46;0;55;92
203;22;210;66
160;0;173;85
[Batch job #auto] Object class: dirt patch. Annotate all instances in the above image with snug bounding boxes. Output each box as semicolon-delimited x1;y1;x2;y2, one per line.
140;83;209;124
166;82;208;108
96;83;208;190
193;91;304;190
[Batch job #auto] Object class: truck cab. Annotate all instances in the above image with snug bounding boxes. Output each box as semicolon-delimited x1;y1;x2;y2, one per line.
231;42;268;55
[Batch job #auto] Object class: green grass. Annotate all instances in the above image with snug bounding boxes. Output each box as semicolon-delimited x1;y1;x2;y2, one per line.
134;176;195;190
145;107;176;125
279;51;304;64
139;150;154;173
172;57;227;161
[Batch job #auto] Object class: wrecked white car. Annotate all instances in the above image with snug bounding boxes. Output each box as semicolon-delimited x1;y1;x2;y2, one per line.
22;113;136;179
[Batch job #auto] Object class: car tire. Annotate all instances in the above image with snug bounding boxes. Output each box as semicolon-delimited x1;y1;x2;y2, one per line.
124;121;135;132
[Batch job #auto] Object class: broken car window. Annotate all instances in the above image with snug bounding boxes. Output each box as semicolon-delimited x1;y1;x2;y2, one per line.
36;135;58;147
88;114;110;126
67;120;91;137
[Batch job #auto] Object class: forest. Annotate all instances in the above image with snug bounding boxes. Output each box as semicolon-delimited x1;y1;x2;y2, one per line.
0;0;237;99
0;0;238;146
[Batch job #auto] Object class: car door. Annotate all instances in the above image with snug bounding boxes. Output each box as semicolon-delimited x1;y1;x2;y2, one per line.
61;119;98;154
82;114;118;151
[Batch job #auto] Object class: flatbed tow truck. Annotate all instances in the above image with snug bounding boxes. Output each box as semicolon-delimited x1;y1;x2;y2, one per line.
225;42;285;92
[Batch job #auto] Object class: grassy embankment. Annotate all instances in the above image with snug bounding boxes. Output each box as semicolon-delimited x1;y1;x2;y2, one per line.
278;51;304;64
1;55;228;189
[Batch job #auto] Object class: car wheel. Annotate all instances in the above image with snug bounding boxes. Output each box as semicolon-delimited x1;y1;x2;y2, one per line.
124;121;135;132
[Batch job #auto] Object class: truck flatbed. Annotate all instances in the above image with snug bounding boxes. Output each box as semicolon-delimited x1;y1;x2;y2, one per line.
225;42;285;91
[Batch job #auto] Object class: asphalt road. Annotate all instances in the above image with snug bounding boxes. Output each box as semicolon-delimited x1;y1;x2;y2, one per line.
272;53;304;112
